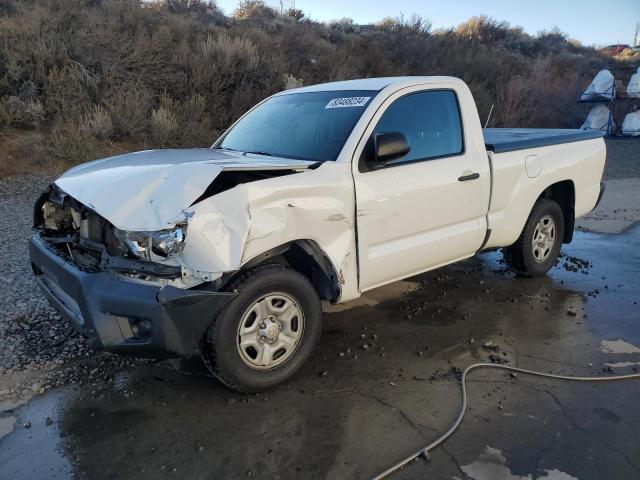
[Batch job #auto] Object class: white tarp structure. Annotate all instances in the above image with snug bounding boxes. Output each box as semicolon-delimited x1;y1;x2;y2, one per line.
627;68;640;98
622;111;640;136
581;104;613;132
581;69;615;101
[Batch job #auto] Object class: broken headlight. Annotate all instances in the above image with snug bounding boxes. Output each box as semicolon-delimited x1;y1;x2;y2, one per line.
115;225;187;260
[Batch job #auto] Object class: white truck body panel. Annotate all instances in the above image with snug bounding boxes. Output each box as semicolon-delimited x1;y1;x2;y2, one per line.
484;138;606;249
50;76;606;304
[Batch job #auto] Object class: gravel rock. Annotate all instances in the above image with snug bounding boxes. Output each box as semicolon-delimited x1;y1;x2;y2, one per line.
0;175;150;402
482;341;499;352
489;353;509;364
603;139;640;180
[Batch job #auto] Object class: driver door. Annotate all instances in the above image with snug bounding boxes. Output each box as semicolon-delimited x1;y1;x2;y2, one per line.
353;86;490;291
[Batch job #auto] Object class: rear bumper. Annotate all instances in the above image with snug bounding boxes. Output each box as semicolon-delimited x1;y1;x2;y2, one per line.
29;234;236;358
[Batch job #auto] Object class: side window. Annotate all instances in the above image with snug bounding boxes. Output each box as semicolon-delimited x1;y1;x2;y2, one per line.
373;90;463;164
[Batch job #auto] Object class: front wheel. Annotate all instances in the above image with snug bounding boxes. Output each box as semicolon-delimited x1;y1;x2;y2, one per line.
201;264;322;392
503;198;565;277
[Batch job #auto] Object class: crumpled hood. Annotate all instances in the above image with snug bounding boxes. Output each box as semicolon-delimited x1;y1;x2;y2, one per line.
55;149;315;231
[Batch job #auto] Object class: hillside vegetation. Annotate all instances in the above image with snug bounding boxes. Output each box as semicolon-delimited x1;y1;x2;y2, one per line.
0;0;615;176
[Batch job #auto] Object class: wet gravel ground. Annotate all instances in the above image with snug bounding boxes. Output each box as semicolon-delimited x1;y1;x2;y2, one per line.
0;176;148;401
1;225;638;480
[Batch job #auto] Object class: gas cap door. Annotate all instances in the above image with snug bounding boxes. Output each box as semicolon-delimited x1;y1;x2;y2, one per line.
525;154;542;178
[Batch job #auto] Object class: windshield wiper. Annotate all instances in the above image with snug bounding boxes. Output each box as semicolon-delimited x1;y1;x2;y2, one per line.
219;148;318;161
212;146;239;152
214;147;273;157
242;150;274;157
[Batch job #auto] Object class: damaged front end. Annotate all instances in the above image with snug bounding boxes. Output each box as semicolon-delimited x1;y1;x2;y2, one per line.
29;184;236;357
33;185;196;282
29;147;353;358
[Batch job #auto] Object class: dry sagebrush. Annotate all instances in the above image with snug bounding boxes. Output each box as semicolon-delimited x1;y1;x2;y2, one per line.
0;0;619;175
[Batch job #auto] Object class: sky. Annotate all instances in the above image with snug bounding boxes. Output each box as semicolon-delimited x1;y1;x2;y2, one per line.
216;0;640;47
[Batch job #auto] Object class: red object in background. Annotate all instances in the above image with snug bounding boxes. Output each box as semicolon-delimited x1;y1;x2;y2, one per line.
600;44;631;56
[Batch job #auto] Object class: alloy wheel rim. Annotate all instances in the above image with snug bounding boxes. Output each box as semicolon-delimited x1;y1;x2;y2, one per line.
531;214;556;263
237;293;304;370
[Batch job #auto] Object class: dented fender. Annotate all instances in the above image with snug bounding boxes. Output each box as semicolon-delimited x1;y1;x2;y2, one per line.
182;161;359;302
52;148;359;302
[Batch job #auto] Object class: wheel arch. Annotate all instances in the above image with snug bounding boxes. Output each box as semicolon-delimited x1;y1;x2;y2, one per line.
228;240;342;303
537;180;575;243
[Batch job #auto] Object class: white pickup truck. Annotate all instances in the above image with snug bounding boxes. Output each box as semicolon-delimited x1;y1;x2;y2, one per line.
30;77;606;391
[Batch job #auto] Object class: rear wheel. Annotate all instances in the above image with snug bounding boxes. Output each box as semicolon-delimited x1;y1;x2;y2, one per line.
201;264;322;392
503;198;564;277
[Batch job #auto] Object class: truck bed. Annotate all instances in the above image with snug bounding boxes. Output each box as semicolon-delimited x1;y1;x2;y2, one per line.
484;128;604;154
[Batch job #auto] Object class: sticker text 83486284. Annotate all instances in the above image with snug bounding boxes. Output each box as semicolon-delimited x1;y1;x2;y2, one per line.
325;97;371;109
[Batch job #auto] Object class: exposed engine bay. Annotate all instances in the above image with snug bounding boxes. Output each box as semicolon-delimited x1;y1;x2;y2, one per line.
34;185;184;282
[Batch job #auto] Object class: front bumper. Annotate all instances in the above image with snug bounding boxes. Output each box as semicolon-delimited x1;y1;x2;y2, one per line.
29;234;236;358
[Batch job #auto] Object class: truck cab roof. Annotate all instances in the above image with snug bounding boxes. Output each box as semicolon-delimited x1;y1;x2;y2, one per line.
279;76;466;94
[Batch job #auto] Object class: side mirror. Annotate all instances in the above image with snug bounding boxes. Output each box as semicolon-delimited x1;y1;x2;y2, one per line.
373;132;410;165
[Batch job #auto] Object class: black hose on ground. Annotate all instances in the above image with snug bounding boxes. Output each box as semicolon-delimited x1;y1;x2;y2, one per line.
371;363;640;480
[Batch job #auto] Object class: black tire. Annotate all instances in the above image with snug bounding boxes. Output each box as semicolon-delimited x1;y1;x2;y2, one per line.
503;198;565;277
201;264;322;392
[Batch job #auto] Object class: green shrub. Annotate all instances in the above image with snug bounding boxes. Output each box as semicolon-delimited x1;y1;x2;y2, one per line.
44;65;94;120
234;0;277;21
81;106;114;140
5;96;45;129
105;84;152;139
50;121;98;163
0;98;12;129
150;106;178;146
150;93;213;147
175;94;214;146
282;74;303;90
200;33;259;70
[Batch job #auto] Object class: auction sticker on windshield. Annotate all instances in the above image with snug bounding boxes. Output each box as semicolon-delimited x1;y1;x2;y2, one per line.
325;97;371;108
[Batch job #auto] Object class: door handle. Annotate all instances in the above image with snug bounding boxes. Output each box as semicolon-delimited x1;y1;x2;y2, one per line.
458;172;480;182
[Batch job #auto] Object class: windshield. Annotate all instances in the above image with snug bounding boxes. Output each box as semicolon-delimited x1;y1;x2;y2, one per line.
217;90;376;162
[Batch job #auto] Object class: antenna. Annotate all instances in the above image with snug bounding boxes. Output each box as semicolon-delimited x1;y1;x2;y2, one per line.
484;104;494;128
